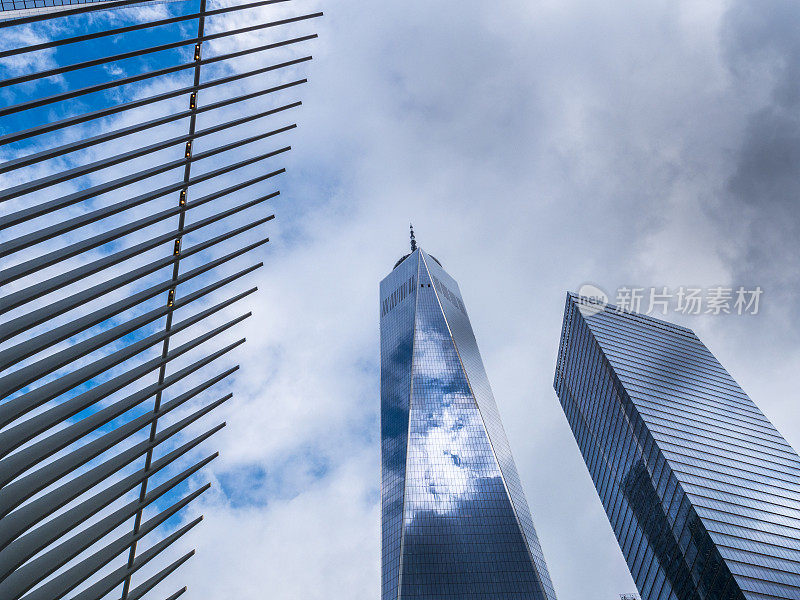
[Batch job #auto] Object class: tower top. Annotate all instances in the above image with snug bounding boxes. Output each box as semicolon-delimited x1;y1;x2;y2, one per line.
391;225;442;270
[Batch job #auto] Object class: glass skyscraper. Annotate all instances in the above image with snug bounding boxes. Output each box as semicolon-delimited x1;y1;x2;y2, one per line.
554;292;800;600
380;243;557;600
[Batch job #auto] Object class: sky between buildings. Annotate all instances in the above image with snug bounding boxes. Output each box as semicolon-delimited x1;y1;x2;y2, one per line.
3;0;800;599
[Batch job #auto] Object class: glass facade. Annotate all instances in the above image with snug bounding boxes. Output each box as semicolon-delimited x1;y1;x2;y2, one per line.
380;248;557;600
554;293;800;600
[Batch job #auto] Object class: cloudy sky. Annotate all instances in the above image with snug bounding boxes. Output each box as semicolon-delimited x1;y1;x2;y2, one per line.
175;0;800;598
3;0;800;598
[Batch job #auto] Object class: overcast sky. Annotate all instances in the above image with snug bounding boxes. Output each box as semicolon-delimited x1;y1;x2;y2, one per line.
4;0;800;598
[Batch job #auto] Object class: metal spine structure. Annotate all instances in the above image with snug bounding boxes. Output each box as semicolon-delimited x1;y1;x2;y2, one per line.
0;1;320;598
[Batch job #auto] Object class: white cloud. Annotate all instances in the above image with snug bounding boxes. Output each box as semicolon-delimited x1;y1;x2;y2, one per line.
5;0;800;598
178;0;800;598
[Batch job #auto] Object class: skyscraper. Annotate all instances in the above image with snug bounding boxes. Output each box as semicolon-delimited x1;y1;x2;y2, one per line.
554;292;800;600
380;236;557;600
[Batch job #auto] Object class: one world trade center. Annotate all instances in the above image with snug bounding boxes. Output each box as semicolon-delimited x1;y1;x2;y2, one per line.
379;231;558;600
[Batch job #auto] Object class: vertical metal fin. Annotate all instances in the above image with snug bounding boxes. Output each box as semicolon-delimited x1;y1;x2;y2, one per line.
0;1;319;598
0;455;217;586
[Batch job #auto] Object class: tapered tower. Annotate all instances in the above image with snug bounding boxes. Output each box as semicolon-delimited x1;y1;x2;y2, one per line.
380;242;557;600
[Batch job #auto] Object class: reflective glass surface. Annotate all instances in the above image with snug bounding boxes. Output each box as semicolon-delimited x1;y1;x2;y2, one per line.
381;252;420;600
554;293;800;600
423;252;558;600
380;250;556;600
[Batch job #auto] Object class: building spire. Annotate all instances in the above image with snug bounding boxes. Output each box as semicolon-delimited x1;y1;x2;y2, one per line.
410;223;417;252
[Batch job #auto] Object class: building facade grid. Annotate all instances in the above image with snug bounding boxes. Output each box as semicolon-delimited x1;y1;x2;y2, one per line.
554;293;800;600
